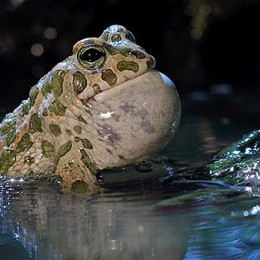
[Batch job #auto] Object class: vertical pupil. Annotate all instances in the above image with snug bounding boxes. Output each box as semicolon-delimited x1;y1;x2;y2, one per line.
81;48;104;62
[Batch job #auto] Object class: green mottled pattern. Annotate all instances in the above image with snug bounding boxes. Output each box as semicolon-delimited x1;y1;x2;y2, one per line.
41;82;52;96
101;69;117;86
20;100;30;117
29;113;43;133
71;180;90;193
50;70;65;97
117;61;139;73
73;71;87;94
49;100;66;116
65;129;72;136
92;84;101;94
0;150;16;173
49;124;62;136
42;140;55;158
55;140;72;166
16;133;33;153
0;119;16;146
29;85;39;106
74;125;82;134
82;139;93;149
74;136;80;142
103;44;131;57
80;149;95;175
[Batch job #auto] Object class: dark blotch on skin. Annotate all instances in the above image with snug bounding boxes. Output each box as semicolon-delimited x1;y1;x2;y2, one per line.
80;149;96;175
120;103;135;113
29;85;39;106
29;113;43;133
118;155;126;160
101;69;117;86
117;61;139;73
42;140;55;158
0;119;16;146
0;150;16;173
130;50;146;59
103;44;132;57
101;124;121;144
73;71;87;95
16;133;33;153
71;180;90;193
77;115;88;124
49;124;62;137
82;139;93;149
140;121;155;134
49;100;66;116
92;84;101;94
54;140;72;166
50;70;66;97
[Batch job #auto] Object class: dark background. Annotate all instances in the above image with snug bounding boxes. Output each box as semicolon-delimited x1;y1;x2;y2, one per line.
0;0;260;111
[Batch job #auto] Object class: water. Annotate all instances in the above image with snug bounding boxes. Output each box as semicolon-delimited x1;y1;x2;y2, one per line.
0;95;259;259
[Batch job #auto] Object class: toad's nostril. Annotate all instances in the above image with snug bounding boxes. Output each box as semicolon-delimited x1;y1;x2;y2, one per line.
130;50;146;59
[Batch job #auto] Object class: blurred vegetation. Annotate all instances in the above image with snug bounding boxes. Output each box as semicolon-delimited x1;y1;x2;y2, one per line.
0;0;260;109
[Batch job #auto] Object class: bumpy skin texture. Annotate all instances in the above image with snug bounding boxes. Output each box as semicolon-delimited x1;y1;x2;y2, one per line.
0;25;181;189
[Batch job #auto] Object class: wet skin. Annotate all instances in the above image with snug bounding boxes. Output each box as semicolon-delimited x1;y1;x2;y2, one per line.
0;25;181;190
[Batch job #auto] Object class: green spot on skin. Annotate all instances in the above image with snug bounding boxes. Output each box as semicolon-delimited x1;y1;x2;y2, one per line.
41;82;52;96
92;84;101;94
77;115;87;124
26;169;34;177
74;125;82;134
50;100;66;116
81;139;93;149
24;156;35;165
29;85;39;106
117;61;139;73
42;108;48;117
20;100;30;117
71;180;90;193
101;69;117;86
0;119;16;147
55;140;72;166
49;124;62;136
50;70;65;97
29;113;43;133
80;149;96;175
66;129;72;136
0;150;16;173
42;140;55;158
74;136;80;142
16;133;33;153
104;44;131;57
73;71;87;94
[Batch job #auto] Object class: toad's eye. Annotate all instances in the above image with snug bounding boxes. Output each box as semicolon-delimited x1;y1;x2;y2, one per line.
77;45;106;70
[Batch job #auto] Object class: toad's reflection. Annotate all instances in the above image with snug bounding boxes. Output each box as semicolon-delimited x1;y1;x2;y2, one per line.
0;180;190;259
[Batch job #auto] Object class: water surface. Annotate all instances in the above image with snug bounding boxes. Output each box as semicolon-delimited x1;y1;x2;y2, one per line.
0;95;259;260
